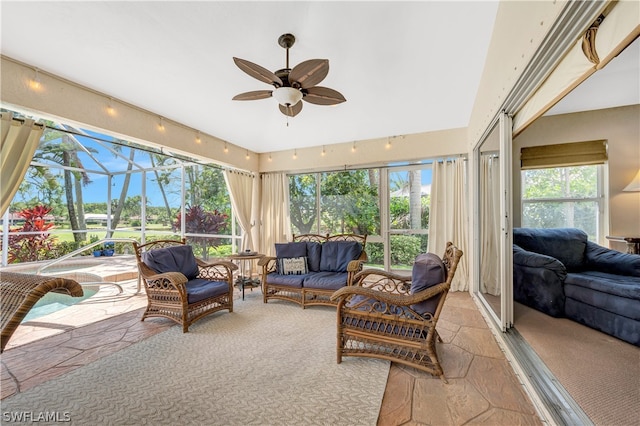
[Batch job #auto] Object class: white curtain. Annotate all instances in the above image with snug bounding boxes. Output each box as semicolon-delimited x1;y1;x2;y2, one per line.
428;158;469;291
1;112;44;216
223;169;255;251
480;155;501;295
259;172;291;256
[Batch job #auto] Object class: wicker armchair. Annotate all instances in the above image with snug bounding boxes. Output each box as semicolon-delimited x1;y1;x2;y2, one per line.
133;239;237;332
330;242;463;382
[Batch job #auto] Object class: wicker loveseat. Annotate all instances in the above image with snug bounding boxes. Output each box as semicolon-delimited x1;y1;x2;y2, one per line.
133;239;237;332
259;233;367;308
330;242;463;382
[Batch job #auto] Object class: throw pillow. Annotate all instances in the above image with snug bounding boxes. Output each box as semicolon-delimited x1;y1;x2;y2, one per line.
277;256;309;275
319;241;362;272
142;245;199;280
410;253;446;316
275;242;307;258
306;242;322;272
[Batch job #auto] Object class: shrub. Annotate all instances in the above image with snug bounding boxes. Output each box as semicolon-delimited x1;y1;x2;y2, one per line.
4;205;58;263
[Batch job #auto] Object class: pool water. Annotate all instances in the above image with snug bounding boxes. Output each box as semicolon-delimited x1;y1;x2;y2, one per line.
22;285;99;323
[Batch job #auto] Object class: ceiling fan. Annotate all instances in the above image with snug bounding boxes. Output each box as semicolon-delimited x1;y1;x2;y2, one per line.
232;33;346;117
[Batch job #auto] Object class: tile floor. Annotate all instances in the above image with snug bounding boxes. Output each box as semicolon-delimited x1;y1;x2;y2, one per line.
1;260;542;425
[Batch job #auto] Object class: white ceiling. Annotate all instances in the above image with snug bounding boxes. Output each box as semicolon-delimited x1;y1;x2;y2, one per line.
1;2;638;154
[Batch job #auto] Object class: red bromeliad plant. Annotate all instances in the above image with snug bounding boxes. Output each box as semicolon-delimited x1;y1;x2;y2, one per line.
173;205;229;259
5;205;57;263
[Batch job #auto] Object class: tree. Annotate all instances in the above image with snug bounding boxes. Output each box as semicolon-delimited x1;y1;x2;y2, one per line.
108;145;136;237
34;130;94;243
289;174;317;234
320;170;379;235
174;205;229;259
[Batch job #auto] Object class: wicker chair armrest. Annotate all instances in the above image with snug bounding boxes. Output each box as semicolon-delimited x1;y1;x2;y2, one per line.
258;256;276;267
352;269;413;294
331;282;449;307
346;259;366;273
142;271;188;291
196;259;238;279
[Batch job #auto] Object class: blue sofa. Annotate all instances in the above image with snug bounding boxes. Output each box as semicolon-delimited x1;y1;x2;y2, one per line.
513;228;640;346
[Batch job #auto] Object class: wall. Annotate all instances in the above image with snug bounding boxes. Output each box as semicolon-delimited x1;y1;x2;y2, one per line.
258;127;468;173
467;0;567;146
1;57;259;172
512;105;640;249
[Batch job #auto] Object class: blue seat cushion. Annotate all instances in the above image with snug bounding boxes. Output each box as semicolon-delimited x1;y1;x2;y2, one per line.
185;279;229;304
565;272;640;320
303;271;349;290
410;253;446;315
319;241;362;272
142;245;199;280
266;273;306;288
306;242;322;272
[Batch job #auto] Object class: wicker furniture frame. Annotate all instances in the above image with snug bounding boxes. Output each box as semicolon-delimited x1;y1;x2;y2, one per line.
331;242;463;382
133;239;237;332
258;234;367;308
1;271;84;352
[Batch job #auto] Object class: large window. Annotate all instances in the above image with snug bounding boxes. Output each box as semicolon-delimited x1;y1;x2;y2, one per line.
521;164;605;241
289;164;432;271
289;170;380;236
1;112;239;265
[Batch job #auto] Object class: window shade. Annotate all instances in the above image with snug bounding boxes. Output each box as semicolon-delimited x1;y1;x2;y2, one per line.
521;140;607;169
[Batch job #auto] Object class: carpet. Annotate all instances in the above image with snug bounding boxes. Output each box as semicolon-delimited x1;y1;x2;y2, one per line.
1;296;390;425
514;302;640;426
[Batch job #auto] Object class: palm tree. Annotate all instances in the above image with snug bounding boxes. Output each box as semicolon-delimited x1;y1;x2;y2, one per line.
35;131;93;243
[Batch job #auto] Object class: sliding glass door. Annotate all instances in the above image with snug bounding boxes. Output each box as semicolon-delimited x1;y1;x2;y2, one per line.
474;112;513;331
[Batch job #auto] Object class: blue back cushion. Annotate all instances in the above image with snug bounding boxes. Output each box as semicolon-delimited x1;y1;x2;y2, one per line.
410;253;446;315
513;228;587;272
306;242;322;272
142;245;199;280
319;241;362;272
275;242;307;258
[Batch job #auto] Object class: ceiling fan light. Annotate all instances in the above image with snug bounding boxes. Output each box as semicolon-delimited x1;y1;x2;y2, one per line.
273;87;303;106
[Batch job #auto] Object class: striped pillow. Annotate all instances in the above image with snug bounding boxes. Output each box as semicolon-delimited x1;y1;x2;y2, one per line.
277;256;308;275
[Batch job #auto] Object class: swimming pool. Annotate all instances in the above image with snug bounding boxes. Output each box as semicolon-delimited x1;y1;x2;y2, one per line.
21;274;102;323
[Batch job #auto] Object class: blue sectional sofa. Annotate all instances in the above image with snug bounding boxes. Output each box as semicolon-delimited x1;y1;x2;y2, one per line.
513;228;640;346
259;233;367;308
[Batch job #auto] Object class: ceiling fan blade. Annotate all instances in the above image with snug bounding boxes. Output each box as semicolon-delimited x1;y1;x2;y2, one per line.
303;86;346;105
233;57;283;87
232;90;273;101
288;59;329;89
279;101;303;117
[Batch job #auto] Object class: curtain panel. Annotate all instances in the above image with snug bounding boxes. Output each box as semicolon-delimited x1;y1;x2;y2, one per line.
259;173;291;256
223;169;255;251
428;158;469;291
1;112;44;216
480;155;501;296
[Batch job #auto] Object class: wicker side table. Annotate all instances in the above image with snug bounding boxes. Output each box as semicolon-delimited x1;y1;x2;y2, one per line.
1;272;83;352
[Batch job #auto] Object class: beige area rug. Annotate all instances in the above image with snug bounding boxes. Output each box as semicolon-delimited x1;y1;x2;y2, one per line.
2;297;390;425
514;302;640;426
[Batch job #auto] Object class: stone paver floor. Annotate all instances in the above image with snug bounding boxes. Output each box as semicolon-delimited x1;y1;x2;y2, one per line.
1;260;541;425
